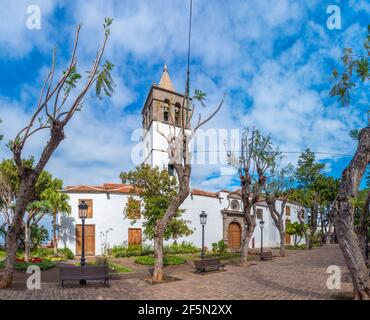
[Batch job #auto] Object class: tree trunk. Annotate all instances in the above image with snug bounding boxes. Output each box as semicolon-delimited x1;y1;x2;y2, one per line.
279;229;286;256
0;175;36;288
241;225;254;264
305;233;310;249
308;206;318;249
24;223;31;263
152;232;164;282
52;209;58;255
332;126;370;300
152;164;190;282
356;190;369;264
266;199;286;256
298;210;310;249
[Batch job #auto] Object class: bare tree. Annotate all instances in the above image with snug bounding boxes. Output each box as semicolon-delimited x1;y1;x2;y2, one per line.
228;128;278;264
152;88;223;282
265;163;295;257
0;18;115;289
329;27;370;299
332;128;370;299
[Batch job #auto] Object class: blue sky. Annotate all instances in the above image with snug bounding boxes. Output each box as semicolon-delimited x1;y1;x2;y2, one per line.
0;0;369;192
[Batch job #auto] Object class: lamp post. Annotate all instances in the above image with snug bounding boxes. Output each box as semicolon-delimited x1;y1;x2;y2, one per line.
200;211;207;259
78;200;88;267
259;219;265;260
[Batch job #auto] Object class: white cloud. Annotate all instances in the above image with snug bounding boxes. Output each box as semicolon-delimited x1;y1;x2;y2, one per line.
0;0;58;57
0;0;368;191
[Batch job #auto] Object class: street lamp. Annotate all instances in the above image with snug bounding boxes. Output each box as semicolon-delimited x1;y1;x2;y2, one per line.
259;219;265;260
200;211;207;259
78;200;88;267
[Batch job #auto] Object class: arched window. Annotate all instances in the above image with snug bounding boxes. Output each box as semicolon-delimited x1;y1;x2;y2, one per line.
168;163;175;176
175;103;181;126
163;99;170;123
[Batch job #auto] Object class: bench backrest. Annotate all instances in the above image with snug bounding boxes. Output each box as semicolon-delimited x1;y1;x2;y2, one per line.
58;265;108;277
194;258;221;268
260;252;273;260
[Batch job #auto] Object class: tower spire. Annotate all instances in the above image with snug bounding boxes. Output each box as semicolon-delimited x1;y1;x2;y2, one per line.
159;64;175;92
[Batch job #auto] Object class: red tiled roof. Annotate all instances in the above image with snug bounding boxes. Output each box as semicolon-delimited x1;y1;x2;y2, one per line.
191;189;220;198
64;183;136;194
65;184;227;199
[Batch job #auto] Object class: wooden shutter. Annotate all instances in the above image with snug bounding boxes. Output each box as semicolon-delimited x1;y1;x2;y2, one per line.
286;206;291;217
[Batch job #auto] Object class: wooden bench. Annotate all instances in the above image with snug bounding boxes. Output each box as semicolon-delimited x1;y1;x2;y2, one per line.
260;251;273;261
194;258;225;273
57;264;109;287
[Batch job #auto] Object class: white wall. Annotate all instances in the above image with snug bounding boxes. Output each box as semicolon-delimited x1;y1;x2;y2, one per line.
60;190;308;255
174;193;228;249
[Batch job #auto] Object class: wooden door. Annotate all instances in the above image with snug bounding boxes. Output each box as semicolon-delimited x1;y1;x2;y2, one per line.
128;228;142;245
76;224;95;256
227;223;241;250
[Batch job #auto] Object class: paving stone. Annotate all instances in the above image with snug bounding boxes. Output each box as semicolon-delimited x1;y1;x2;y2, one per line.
0;245;355;300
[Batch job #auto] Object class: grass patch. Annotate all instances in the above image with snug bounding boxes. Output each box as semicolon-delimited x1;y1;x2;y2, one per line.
285;245;306;250
181;252;241;261
0;259;56;271
74;261;96;266
74;260;134;273
134;255;186;266
108;262;134;273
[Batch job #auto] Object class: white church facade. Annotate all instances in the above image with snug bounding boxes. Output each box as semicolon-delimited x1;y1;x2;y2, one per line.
59;66;307;256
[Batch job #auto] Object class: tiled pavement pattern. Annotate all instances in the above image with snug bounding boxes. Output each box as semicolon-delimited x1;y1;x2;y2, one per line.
0;245;354;300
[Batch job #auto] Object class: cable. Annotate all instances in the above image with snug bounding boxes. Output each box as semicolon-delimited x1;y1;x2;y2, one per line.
185;0;193;120
189;150;354;157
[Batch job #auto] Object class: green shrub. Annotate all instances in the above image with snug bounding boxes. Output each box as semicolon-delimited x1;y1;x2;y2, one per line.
211;240;228;255
311;234;322;247
31;247;74;260
164;242;200;254
134;255;186;266
31;247;54;258
111;244;153;258
0;259;56;271
57;247;74;260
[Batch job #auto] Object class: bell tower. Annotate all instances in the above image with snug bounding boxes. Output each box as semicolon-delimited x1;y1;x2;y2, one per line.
141;65;190;173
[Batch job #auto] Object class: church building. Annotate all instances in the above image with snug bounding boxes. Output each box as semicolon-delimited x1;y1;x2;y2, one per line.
59;66;307;256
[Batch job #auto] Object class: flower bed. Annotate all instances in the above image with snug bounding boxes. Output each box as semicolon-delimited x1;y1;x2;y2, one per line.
0;259;56;271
